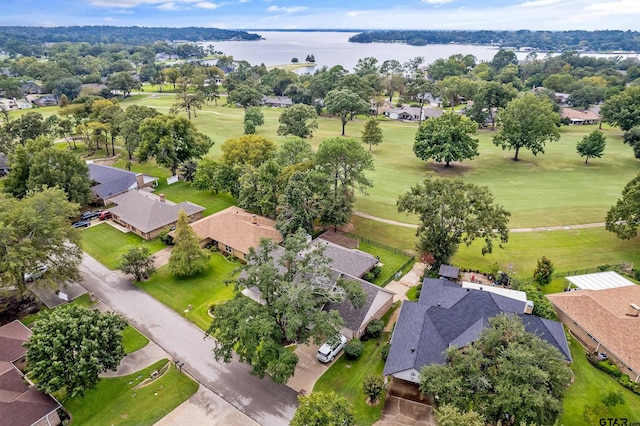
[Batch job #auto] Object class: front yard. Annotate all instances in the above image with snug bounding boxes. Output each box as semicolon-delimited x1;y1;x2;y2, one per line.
81;223;166;269
135;252;238;330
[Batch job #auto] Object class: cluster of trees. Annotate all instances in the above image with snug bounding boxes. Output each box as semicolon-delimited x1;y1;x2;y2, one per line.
349;29;640;52
193;134;373;235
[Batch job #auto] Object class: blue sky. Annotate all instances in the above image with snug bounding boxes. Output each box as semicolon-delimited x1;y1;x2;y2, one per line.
2;0;639;31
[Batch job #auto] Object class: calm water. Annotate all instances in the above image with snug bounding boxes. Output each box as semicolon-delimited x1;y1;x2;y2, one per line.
203;31;639;72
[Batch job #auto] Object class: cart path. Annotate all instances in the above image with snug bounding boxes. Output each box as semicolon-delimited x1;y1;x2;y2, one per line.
352;211;606;233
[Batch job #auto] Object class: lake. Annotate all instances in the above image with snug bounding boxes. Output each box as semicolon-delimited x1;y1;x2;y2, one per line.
203;31;639;72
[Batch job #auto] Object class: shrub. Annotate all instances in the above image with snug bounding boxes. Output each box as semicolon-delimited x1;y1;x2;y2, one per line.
159;229;174;245
344;339;364;360
370;265;382;278
363;271;375;282
362;375;386;404
597;360;622;378
381;342;391;361
365;319;384;339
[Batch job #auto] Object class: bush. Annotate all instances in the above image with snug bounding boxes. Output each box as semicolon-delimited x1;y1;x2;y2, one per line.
362;375;386;404
344;339;364;360
381;342;390;361
363;271;375;282
365;319;384;339
597;360;622;378
159;229;174;245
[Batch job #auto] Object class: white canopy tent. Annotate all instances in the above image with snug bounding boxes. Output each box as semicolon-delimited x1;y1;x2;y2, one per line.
565;271;635;291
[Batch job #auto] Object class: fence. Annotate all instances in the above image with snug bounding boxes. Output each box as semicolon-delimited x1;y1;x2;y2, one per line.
381;256;416;287
343;232;413;256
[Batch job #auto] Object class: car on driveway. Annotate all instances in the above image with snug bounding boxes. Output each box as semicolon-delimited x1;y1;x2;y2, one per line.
24;265;48;282
99;211;112;220
72;220;91;228
81;210;101;221
317;334;348;363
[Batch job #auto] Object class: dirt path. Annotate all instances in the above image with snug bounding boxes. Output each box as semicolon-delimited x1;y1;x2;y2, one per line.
353;211;606;233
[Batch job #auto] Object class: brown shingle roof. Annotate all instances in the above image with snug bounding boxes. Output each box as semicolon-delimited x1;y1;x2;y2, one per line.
189;206;283;255
548;285;640;374
561;107;600;121
0;321;30;363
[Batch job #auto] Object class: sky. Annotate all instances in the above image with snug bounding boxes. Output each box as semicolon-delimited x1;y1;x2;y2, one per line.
1;0;640;31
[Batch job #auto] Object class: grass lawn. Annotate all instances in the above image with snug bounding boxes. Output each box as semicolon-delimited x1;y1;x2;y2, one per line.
357;241;413;286
135;252;238;330
122;325;149;354
20;293;97;326
151;181;236;217
81;223;166;270
559;337;640;425
313;335;388;426
63;359;198;426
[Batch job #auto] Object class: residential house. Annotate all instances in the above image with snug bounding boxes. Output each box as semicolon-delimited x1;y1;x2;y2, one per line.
561;107;601;125
109;191;204;240
548;283;640;382
186;206;283;260
0;153;10;176
79;83;110;97
88;163;158;205
262;96;293;108
0;321;61;426
383;278;571;384
20;81;42;95
383;106;444;121
30;95;57;107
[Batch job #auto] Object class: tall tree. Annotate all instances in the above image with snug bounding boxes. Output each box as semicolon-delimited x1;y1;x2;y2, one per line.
492;94;560;161
277;104;319;139
466;81;517;129
119;105;160;160
533;256;555;286
291;391;356;426
227;83;264;109
0;187;82;297
413;112;478;167
623;126;640;159
600;86;640;131
168;210;210;277
275;137;314;167
324;89;370;136
118;246;156;281
276;171;320;238
243;106;264;135
361;117;383;152
397;178;510;268
577;130;606;164
107;71;141;98
419;315;572;426
206;229;364;384
138;115;213;175
220;134;276;167
434;405;485;426
25;304;127;397
606;173;640;239
174;91;205;120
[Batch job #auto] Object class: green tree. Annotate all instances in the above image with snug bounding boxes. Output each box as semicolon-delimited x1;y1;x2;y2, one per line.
362;375;386;404
221;134;276;167
434;405;485;426
275;137;315;167
397;178;509;268
119;105;160;160
118;246;156;281
277;104;319;139
466;81;517;129
138;115;213;175
174;91;205;120
493;94;560;161
623;126;640;159
107;71;141;97
533;256;555;285
606;173;640;239
227;83;264;108
276;171;320;237
25;304;127;397
168;210;210;277
413;112;478;167
602;390;625;408
207;229;364;383
419;315;572;426
361;117;383;152
577;130;606;164
291;391;356;426
0;187;82;297
324;89;370;136
244;106;264;135
601;86;640;131
162;67;180;90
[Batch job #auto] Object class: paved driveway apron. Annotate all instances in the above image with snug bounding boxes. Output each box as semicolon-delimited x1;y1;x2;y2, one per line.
79;254;298;425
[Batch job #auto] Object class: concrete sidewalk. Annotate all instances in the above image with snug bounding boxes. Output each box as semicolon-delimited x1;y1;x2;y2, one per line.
101;340;167;378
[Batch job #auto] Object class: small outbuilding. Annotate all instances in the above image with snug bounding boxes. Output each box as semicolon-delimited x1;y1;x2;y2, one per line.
565;271;635;291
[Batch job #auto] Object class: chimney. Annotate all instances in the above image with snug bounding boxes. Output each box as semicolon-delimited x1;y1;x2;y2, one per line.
626;303;640;317
159;194;166;203
135;173;144;189
524;300;534;315
251;214;257;224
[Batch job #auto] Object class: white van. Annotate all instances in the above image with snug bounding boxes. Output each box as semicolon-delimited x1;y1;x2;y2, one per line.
316;334;347;363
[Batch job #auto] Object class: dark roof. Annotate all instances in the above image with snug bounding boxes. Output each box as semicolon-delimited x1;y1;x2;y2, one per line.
88;163;139;199
384;279;571;377
438;265;459;280
314;239;378;279
0;321;30;362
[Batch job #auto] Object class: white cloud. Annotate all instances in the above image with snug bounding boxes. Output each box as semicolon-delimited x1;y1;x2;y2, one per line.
90;0;198;7
237;0;249;3
346;11;365;17
267;5;307;13
195;1;220;9
421;0;454;4
158;2;179;10
518;0;562;6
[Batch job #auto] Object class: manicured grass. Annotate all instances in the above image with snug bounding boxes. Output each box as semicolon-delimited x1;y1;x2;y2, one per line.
559;337;640;425
122;325;149;354
313;335;388;426
81;223;166;270
153;182;236;217
357;241;413;286
63;359;198;426
135;252;238;330
20;293;98;326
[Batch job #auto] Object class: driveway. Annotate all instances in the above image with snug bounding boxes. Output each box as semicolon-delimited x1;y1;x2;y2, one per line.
286;343;330;394
78;254;298;425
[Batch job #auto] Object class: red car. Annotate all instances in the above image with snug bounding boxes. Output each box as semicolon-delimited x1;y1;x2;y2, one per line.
99;211;112;220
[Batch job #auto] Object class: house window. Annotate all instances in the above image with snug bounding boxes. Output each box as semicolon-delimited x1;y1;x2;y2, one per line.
225;245;233;254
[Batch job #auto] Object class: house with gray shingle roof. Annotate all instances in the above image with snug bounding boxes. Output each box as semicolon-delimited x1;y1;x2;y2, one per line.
109;191;204;240
88;163;158;205
384;278;571;383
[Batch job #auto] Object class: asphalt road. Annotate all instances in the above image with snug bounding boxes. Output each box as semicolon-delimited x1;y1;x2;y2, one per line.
79;254;298;425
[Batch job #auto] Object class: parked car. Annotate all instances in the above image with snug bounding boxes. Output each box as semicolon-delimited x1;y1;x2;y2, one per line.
24;265;48;282
81;210;101;221
597;352;609;361
99;211;112;220
317;334;348;363
72;220;91;228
